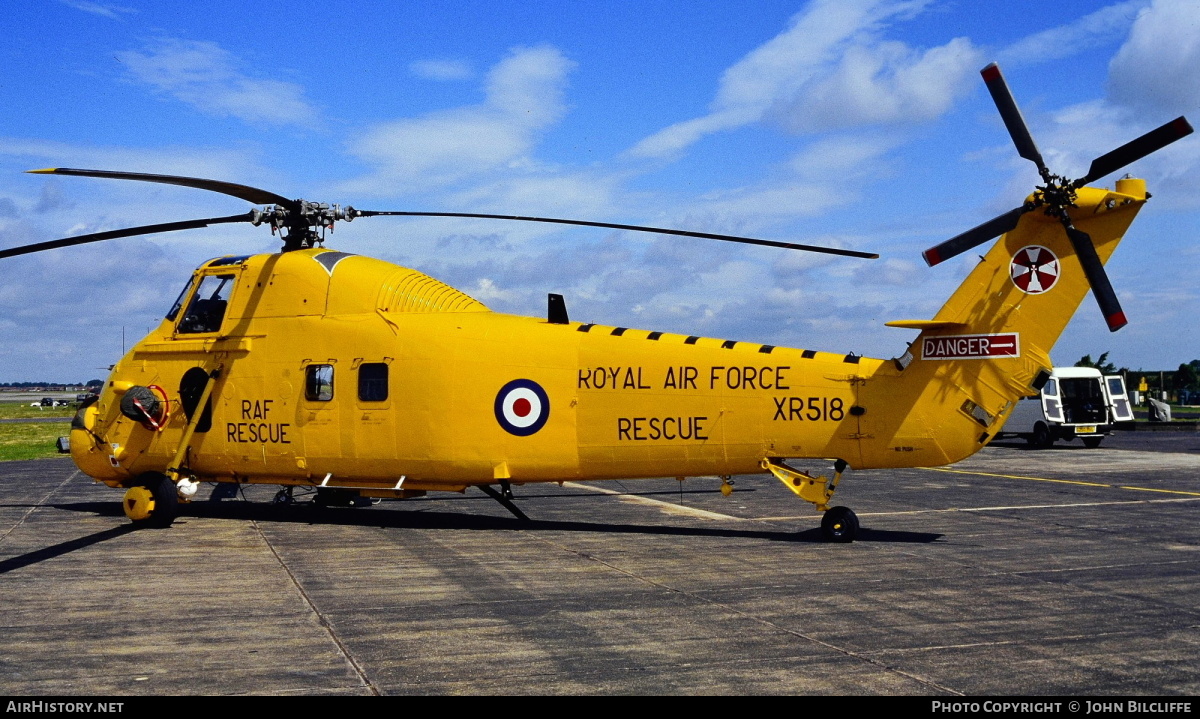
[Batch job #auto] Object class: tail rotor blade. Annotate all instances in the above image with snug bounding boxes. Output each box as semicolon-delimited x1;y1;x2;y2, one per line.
1074;117;1194;187
922;205;1028;266
930;61;1191;334
0;212;257;260
981;63;1048;178
1062;221;1127;332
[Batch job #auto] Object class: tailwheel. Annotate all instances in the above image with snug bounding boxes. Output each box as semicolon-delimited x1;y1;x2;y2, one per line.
820;506;859;543
122;472;179;528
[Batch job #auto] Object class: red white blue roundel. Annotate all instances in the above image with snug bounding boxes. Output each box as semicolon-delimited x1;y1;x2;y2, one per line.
494;379;550;436
1011;245;1061;294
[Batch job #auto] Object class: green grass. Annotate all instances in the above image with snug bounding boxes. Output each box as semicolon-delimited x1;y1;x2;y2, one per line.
0;401;73;461
0;421;70;461
0;402;74;420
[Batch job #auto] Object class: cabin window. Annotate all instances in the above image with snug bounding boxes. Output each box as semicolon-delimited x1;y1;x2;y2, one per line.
358;363;388;402
1042;379;1057;396
305;365;334;401
177;274;235;334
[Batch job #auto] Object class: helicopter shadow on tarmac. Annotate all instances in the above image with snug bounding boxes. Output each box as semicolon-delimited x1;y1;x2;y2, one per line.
0;522;137;575
986;438;1104;451
4;492;942;573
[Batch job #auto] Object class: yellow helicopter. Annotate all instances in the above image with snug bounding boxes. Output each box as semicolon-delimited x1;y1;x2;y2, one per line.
3;64;1191;541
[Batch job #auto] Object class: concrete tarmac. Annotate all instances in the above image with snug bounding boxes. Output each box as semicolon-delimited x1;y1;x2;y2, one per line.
1;431;1197;696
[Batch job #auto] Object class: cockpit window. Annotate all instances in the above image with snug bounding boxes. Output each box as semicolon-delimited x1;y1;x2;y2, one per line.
165;277;196;322
177;274;234;334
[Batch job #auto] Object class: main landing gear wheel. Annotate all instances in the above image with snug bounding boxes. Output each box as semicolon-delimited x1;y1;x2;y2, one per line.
821;506;859;543
122;472;178;528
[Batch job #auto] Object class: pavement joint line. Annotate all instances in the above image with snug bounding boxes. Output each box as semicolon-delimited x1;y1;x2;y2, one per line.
925;466;1200;497
563;481;746;521
925;467;1113;487
757;497;1200;522
1010;558;1200;576
570;471;1200;524
0;469;80;545
1118;485;1200;496
860;629;1146;657
526;510;963;696
250;518;379;696
1002;561;1200;625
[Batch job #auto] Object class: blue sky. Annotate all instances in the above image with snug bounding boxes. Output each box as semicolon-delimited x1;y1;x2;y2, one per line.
1;0;1197;382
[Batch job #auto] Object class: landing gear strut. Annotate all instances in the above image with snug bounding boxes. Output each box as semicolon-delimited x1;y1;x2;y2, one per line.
478;480;529;521
763;457;860;542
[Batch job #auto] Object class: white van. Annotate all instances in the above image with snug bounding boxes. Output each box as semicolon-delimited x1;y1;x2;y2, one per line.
1000;367;1134;448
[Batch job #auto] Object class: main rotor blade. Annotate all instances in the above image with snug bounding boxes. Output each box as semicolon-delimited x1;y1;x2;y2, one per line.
0;212;257;260
27;168;293;207
1074;116;1194;187
355;210;878;259
922;205;1029;266
981;63;1048;177
1062;221;1127;332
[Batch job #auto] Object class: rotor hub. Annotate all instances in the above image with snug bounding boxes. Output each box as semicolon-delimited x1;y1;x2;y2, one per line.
249;202;359;251
1033;177;1078;219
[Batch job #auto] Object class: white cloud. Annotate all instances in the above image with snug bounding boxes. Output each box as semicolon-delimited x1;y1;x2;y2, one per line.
343;46;575;195
996;1;1147;67
1033;100;1200;209
695;181;846;222
772;38;979;133
117;39;320;128
410;58;474;81
711;0;928;111
627;0;978;158
446;172;619;218
654;134;900;233
58;0;134;20
470;277;517;303
1107;0;1200;113
787;134;898;178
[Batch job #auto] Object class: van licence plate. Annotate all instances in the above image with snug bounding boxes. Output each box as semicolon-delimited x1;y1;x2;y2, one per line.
1076;426;1097;434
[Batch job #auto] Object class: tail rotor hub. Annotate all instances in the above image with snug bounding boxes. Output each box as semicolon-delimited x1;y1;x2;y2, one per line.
921;62;1192;332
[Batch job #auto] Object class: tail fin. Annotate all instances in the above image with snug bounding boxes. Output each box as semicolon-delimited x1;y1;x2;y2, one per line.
862;178;1146;468
917;177;1145;384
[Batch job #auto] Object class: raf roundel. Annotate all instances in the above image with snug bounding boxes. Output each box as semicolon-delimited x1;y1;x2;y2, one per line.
1010;245;1061;294
494;379;550;436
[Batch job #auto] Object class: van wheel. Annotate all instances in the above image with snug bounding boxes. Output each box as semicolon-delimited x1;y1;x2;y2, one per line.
1032;423;1053;448
1082;437;1103;449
